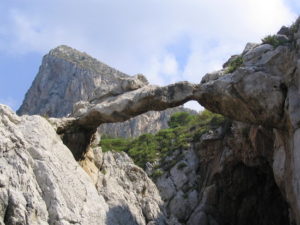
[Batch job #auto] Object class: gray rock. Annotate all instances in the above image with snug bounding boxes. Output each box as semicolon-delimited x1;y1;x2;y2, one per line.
170;164;188;190
241;42;259;55
17;45;146;117
0;105;167;225
242;44;274;64
0;104;109;225
275;34;289;43
8;16;300;225
187;211;208;225
94;150;166;225
17;45;195;138
168;191;188;221
156;176;176;201
155;148;200;223
277;26;290;36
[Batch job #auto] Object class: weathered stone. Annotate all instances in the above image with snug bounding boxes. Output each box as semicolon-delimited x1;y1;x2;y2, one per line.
17;45;194;139
241;42;259;55
6;16;300;225
94;150;166;225
156;176;176;201
168;191;188;221
278;26;290;36
0;104;168;225
0;104;109;225
17;45;147;117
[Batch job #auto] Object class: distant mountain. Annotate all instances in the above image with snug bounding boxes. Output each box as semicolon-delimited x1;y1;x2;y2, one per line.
18;45;195;137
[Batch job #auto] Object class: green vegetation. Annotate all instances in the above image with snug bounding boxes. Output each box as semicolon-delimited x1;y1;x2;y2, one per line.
152;169;164;181
225;56;243;73
99;110;229;171
168;112;195;128
262;35;288;47
100;137;131;152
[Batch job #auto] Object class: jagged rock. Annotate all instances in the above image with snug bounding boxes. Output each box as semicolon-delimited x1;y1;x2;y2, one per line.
155;148;200;224
5;16;300;225
94;150;166;225
17;45;148;117
278;26;290;36
68;48;286;130
54;18;300;224
156;177;176;202
0;105;167;225
0;104;109;225
17;45;194;138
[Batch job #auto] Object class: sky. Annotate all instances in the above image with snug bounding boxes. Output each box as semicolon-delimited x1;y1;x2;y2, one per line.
0;0;299;111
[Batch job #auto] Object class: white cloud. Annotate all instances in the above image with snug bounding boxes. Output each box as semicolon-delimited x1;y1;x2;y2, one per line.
162;54;179;76
0;0;297;111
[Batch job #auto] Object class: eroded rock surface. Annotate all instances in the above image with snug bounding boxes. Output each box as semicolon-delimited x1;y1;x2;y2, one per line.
4;16;300;225
56;17;300;224
0;105;166;225
95;150;166;225
17;45;148;117
0;105;109;225
153;121;290;225
155;148;200;224
17;45;193;138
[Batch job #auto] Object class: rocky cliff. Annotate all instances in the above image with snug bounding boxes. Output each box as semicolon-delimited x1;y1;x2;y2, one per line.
3;17;300;225
17;45;194;138
53;17;300;224
0;105;166;225
152;121;290;225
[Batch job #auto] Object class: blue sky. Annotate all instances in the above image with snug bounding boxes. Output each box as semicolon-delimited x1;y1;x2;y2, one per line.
0;0;299;111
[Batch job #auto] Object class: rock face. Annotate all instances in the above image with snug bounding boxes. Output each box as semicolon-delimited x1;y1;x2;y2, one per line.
155;148;200;224
0;104;166;225
55;17;300;224
153;122;290;225
5;16;300;225
0;104;108;225
17;45;194;138
94;150;166;225
17;45;148;117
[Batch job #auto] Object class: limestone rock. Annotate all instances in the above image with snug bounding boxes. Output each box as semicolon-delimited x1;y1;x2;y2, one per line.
58;18;300;224
0;104;167;225
17;45;193;138
17;45;147;117
154;148;200;224
0;104;109;225
8;16;300;225
94;150;166;225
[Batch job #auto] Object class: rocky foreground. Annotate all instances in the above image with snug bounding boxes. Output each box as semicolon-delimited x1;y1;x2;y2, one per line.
2;17;300;225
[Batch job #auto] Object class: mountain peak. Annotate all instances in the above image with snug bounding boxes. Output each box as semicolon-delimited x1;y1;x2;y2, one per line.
48;45;114;74
17;45;148;117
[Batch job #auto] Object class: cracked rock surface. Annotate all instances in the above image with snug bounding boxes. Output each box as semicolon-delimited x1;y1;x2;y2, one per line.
17;45;193;138
0;105;166;225
0;105;108;225
3;16;300;225
58;17;300;224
